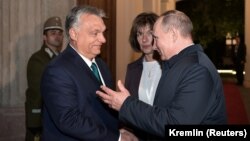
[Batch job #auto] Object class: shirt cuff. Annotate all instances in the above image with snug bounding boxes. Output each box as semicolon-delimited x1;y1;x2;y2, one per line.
118;133;121;141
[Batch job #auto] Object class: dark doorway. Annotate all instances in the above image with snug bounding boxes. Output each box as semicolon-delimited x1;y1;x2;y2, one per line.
176;0;244;70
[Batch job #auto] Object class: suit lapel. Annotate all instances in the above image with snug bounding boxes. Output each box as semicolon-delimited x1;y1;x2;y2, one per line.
95;58;111;87
130;57;143;98
65;45;101;85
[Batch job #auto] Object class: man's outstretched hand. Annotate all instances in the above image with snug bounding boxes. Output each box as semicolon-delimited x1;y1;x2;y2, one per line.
96;80;130;111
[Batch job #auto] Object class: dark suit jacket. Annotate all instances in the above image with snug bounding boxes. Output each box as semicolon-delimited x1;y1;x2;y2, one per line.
119;44;227;139
232;42;246;63
125;56;143;98
41;45;119;141
25;44;54;128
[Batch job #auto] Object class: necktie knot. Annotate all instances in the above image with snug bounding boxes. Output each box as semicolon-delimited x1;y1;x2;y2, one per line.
91;63;101;82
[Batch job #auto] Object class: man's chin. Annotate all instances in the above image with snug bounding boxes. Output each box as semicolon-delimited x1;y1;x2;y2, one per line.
95;50;101;56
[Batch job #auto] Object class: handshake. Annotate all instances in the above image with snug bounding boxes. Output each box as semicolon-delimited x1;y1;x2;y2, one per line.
120;128;138;141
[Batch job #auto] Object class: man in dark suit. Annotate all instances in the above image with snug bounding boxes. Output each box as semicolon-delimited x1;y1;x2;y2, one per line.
41;5;137;141
97;10;227;140
232;34;246;85
25;16;64;141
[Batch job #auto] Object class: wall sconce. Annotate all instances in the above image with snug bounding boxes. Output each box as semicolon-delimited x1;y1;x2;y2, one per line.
232;38;237;45
225;32;232;46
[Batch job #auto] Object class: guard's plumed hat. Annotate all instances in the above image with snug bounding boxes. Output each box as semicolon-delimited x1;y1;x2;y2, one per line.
44;16;63;31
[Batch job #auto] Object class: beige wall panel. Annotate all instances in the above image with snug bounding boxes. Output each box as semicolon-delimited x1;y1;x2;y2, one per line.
116;0;143;84
9;0;19;106
0;1;2;103
244;0;250;87
1;0;11;106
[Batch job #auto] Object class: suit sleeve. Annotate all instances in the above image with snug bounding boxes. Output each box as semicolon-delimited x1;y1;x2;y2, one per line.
119;65;214;137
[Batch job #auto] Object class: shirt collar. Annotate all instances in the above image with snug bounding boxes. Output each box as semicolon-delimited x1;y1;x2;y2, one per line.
43;44;59;58
162;44;203;70
44;47;54;58
69;44;96;68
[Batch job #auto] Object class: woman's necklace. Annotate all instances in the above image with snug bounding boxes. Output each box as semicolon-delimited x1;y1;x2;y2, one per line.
148;66;154;78
140;60;161;105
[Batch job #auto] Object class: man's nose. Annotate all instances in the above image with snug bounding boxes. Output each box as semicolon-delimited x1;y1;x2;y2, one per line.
99;34;106;43
142;34;148;42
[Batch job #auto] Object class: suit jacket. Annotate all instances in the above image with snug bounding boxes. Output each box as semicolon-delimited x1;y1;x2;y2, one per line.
25;44;55;128
232;42;246;63
119;44;227;139
41;45;119;141
125;56;143;98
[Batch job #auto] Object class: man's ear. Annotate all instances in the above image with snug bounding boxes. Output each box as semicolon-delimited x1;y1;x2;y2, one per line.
69;28;77;41
171;28;178;43
43;34;47;41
